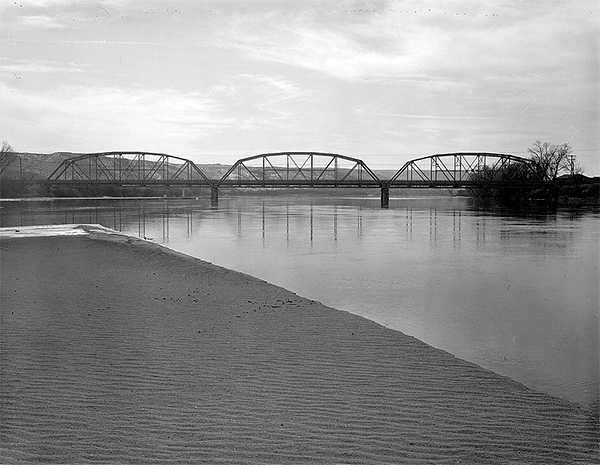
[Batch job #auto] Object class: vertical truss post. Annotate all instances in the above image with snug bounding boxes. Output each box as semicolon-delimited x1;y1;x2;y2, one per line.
454;154;458;182
481;154;486;175
335;157;338;184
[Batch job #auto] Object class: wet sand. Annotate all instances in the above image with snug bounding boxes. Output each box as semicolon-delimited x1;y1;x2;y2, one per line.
1;226;598;464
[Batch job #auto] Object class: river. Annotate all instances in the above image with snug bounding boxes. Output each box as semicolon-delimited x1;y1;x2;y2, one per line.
1;194;598;410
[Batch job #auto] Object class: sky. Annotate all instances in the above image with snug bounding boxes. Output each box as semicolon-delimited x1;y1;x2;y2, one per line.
1;0;598;173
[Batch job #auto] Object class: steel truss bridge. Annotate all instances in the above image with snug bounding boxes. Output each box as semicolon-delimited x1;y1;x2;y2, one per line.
47;151;544;206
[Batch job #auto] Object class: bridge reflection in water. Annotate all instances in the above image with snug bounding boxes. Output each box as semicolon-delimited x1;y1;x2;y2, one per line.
5;197;495;248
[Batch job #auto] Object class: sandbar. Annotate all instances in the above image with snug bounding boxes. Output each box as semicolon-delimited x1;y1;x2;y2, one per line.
1;225;598;464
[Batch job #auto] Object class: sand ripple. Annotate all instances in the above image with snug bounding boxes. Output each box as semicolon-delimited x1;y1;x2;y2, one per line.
1;234;598;464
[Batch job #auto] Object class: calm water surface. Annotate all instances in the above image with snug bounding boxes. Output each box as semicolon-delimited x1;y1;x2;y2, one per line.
1;195;598;410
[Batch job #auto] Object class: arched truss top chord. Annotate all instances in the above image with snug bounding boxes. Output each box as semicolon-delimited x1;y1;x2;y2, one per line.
47;152;211;185
218;152;381;187
388;152;540;187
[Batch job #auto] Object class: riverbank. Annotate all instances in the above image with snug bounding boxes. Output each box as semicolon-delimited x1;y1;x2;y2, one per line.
1;226;598;464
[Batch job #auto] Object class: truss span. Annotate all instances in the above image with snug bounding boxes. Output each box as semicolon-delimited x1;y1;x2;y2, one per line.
45;151;546;194
47;152;211;186
388;152;540;188
218;152;381;187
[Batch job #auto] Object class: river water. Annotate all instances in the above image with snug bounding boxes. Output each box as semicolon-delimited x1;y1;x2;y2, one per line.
1;194;598;410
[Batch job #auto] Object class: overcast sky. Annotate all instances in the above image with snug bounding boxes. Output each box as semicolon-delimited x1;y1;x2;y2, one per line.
1;0;598;173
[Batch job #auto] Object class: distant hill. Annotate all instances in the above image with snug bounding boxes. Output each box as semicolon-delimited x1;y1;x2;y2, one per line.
2;152;79;180
196;163;232;180
372;169;399;180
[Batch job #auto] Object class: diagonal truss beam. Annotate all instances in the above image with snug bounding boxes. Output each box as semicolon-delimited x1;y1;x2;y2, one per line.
218;152;381;186
389;152;537;187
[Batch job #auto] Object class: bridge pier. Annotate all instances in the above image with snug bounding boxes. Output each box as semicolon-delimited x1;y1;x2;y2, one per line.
211;185;219;206
380;184;389;208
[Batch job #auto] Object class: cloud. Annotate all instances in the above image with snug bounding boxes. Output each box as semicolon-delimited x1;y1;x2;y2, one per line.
220;17;402;80
0;0;83;23
17;14;67;29
376;113;509;121
238;74;313;116
0;82;233;155
0;58;85;75
204;73;314;132
214;0;597;87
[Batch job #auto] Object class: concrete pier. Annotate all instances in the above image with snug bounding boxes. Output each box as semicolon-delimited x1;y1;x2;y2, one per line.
210;185;219;205
380;184;389;208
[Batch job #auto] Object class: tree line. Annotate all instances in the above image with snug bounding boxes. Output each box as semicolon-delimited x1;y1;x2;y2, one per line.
468;140;598;202
527;140;582;181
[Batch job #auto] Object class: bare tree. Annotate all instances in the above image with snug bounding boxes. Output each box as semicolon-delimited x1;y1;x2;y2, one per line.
527;140;573;181
0;141;17;176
